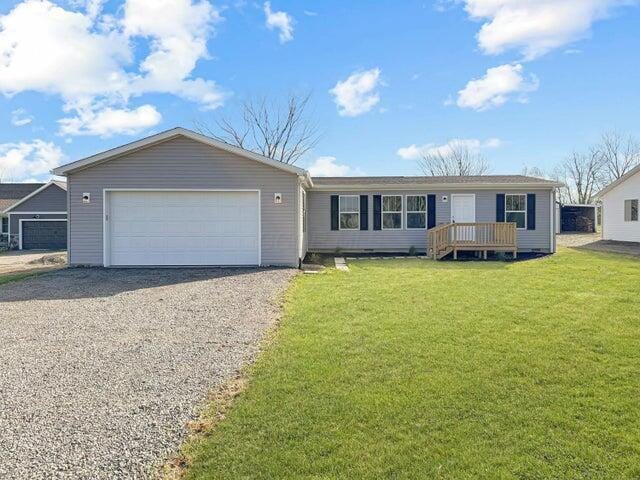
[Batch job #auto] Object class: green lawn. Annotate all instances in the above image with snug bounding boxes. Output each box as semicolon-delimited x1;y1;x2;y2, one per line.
181;249;640;479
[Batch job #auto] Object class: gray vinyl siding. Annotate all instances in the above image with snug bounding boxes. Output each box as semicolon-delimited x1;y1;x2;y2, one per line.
66;136;299;266
8;213;67;244
308;189;553;253
10;184;67;212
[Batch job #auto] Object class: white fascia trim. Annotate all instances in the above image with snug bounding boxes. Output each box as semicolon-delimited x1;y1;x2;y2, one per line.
311;183;562;191
595;164;640;199
51;127;308;177
2;181;64;214
8;211;67;215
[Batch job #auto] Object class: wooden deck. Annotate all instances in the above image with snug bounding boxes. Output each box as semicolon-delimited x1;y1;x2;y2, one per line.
427;222;517;260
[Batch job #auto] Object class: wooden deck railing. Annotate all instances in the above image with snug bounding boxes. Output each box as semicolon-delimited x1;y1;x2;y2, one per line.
427;222;517;260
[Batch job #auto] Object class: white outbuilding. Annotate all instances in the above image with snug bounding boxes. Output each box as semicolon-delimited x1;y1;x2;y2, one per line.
596;164;640;243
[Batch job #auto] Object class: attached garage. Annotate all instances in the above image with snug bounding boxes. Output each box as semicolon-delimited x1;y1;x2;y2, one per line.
52;128;310;267
105;190;260;266
20;220;67;250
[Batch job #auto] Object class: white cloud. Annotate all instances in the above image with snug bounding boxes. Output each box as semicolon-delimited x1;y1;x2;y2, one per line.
329;68;382;117
122;0;225;109
11;108;33;127
308;156;360;177
460;0;635;60
264;2;294;43
0;140;64;182
456;63;538;111
58;104;162;137
397;138;502;160
0;0;225;137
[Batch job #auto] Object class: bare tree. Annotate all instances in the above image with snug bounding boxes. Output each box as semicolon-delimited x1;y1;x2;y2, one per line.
521;165;547;179
195;92;319;165
597;131;640;183
558;149;604;204
418;142;490;176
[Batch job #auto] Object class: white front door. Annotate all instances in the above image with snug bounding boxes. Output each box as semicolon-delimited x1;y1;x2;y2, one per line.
106;190;260;266
451;194;476;241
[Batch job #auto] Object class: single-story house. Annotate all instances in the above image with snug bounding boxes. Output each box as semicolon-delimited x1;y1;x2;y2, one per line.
1;181;68;250
596;164;640;243
51;128;561;267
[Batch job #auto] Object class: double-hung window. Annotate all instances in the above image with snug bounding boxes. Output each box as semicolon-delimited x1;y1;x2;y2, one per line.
1;216;8;238
505;194;526;229
625;199;639;222
406;195;426;229
382;195;402;229
339;195;360;230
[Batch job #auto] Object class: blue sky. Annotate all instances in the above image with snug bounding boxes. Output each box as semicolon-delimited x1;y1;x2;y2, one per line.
1;0;639;181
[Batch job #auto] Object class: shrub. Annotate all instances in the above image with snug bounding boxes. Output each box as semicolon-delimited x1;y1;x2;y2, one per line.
309;253;322;265
408;245;417;256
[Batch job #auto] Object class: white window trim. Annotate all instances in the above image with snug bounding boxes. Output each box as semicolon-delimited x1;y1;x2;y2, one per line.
338;195;360;231
405;194;427;230
505;194;527;230
382;195;403;230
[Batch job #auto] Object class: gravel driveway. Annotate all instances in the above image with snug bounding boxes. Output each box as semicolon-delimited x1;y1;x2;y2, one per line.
0;267;296;479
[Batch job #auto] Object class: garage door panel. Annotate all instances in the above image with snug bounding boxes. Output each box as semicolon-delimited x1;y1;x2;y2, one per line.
22;221;67;250
108;191;260;266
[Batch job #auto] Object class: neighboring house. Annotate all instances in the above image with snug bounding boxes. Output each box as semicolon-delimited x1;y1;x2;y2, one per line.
1;181;68;250
52;128;560;267
1;183;43;246
596;164;640;243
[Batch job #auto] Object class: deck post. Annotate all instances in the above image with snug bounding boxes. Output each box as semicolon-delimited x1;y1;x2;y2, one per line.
483;250;487;260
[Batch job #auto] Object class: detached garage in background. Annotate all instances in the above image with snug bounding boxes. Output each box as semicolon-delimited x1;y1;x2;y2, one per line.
2;181;68;250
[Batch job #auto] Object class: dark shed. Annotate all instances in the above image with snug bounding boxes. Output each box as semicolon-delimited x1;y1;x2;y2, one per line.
560;204;597;232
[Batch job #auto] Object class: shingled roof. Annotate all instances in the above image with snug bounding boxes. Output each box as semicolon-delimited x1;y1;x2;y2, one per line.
0;183;45;212
311;175;561;187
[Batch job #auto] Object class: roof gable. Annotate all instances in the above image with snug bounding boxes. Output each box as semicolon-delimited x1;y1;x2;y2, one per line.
596;164;640;198
0;183;44;212
2;181;67;213
51;127;309;178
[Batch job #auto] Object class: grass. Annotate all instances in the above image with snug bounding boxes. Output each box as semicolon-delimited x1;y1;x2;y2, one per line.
0;270;43;286
180;248;640;479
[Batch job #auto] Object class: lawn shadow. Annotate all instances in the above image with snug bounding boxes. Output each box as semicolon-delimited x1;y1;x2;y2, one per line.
572;240;640;258
0;266;294;302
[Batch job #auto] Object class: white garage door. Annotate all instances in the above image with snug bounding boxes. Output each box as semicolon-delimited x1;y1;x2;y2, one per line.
106;191;260;266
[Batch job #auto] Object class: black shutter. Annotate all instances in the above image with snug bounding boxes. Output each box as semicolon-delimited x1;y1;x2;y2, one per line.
373;195;382;230
527;193;536;230
360;195;368;230
330;195;339;231
427;194;436;229
496;193;505;222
